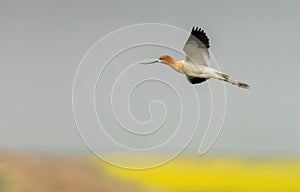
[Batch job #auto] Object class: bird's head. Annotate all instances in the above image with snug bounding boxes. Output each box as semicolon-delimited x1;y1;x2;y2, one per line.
140;55;174;65
158;55;173;64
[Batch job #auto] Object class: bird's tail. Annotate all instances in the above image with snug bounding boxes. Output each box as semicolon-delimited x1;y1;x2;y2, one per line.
214;71;250;89
225;78;250;89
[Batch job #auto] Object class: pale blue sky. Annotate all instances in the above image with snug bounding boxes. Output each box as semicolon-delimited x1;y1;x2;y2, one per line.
0;0;299;155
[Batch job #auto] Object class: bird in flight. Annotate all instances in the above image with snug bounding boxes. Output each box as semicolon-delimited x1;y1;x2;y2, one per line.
141;27;249;89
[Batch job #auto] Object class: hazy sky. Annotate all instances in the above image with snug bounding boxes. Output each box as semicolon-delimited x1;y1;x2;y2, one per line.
1;0;299;156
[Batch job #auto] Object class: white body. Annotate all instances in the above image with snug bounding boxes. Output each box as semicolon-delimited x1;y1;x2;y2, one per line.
176;59;226;80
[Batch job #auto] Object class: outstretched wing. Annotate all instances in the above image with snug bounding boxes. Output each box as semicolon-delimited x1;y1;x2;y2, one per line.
183;27;210;67
186;75;208;84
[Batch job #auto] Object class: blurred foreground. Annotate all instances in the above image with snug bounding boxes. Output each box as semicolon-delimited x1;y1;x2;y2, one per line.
1;150;300;192
93;154;300;192
0;150;140;192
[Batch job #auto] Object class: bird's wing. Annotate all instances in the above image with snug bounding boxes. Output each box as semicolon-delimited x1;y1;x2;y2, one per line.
183;27;210;67
186;75;208;84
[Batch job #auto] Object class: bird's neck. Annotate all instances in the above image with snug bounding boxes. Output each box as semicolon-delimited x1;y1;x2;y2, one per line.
168;59;184;73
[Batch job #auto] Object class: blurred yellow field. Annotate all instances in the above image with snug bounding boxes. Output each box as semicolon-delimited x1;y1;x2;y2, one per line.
92;155;300;192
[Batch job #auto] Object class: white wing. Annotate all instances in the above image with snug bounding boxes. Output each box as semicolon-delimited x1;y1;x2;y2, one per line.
183;27;210;67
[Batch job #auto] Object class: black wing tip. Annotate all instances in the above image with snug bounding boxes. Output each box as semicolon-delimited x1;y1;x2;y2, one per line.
192;26;204;32
187;76;208;84
190;26;210;48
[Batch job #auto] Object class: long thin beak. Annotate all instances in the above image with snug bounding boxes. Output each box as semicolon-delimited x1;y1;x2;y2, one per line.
140;60;159;64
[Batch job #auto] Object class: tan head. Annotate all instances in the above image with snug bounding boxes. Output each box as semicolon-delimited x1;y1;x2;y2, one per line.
141;55;183;72
140;55;175;65
158;55;174;64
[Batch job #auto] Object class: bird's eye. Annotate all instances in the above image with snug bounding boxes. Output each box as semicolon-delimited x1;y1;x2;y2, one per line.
159;57;163;60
